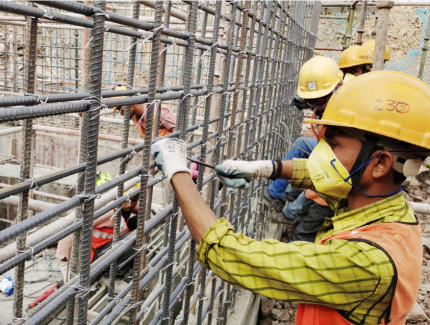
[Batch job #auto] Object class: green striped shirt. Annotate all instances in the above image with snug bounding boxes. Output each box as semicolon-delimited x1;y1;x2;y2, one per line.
197;159;416;324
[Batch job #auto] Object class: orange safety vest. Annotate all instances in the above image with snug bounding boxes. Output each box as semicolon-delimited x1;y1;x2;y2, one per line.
295;219;422;325
91;216;129;262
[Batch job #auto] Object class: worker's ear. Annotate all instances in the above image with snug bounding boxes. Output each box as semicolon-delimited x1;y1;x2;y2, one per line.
371;151;394;180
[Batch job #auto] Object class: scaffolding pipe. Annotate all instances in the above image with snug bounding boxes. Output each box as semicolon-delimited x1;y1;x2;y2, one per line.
32;124;144;145
319;16;348;19
322;1;430;7
373;1;394;71
140;0;186;21
0;183;69;201
0;126;22;136
418;12;430;80
343;2;358;49
355;1;367;45
0;195;64;213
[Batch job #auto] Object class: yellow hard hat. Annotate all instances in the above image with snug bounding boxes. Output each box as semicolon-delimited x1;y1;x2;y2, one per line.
338;45;373;69
113;85;127;113
362;39;391;61
297;56;344;99
304;71;430;175
124;184;140;196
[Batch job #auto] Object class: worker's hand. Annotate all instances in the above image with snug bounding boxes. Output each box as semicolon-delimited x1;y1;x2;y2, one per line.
290;95;309;110
214;160;273;189
151;138;192;187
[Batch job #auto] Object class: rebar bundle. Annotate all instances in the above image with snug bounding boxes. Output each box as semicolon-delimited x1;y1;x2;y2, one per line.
0;1;321;324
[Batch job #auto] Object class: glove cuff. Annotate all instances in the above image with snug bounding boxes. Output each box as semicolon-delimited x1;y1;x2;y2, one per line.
252;160;274;179
167;168;192;187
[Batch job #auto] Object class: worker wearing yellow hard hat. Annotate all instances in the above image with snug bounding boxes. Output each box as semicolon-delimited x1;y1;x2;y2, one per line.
363;39;391;62
293;56;344;113
266;56;342;239
338;45;373;83
150;71;428;324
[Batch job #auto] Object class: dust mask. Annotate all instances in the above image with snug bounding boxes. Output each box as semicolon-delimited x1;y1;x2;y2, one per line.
307;139;352;210
307;138;404;211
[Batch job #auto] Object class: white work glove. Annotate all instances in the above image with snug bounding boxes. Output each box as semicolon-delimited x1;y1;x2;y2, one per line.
151;138;192;187
214;160;273;189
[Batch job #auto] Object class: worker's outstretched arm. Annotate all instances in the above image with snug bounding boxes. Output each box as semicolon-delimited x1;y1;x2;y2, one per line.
151;138;217;243
171;172;217;243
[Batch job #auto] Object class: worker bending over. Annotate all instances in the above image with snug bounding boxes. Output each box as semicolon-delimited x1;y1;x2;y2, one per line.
57;184;140;282
151;71;427;325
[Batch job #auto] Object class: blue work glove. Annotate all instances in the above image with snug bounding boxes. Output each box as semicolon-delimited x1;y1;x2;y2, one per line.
214;160;274;189
151;138;192;188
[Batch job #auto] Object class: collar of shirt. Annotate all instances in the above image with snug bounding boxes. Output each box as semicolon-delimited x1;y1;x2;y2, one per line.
317;192;416;240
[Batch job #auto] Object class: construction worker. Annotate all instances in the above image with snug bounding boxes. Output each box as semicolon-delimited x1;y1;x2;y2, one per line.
266;56;343;240
338;45;373;83
151;71;427;324
114;86;176;139
56;183;140;282
363;39;391;63
96;172;112;186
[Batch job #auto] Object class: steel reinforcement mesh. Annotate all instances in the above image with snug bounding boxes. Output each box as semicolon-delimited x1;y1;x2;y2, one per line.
0;1;321;324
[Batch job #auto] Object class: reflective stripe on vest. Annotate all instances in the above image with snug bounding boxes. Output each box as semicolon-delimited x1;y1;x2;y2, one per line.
296;220;422;325
91;217;128;261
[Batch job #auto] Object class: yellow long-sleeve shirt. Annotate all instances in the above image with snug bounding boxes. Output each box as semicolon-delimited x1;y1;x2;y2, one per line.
197;159;416;324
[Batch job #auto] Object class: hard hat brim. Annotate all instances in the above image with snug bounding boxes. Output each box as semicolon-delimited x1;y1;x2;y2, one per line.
296;80;340;99
303;118;430;150
339;60;373;69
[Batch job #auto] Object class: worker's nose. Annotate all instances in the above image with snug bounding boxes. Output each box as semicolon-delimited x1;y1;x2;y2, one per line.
123;201;132;210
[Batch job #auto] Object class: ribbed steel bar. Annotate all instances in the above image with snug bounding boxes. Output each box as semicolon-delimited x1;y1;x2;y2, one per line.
107;0;141;301
13;12;38;321
76;1;106;323
66;8;93;323
216;3;242;325
183;1;221;325
160;2;197;324
127;1;163;324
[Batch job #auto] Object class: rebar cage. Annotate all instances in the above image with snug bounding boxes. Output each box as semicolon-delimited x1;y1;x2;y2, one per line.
0;1;321;324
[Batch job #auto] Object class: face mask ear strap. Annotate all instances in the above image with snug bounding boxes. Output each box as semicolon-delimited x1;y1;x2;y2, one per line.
348;135;380;187
330;158;404;198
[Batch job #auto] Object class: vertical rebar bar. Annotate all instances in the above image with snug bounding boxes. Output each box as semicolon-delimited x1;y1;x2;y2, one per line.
107;0;141;300
191;2;222;324
67;8;93;323
13;13;37;321
76;2;106;324
128;2;163;325
162;2;197;325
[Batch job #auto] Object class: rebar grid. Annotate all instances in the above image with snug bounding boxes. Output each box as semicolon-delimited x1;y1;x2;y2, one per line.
0;1;320;324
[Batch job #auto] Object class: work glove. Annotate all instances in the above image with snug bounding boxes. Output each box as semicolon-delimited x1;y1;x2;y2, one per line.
290;95;309;110
214;160;273;189
151;138;192;188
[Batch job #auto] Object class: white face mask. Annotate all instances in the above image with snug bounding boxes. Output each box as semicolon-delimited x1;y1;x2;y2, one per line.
307;139;352;210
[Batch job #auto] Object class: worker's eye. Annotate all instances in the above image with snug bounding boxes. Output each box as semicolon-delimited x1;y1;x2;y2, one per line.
326;138;338;148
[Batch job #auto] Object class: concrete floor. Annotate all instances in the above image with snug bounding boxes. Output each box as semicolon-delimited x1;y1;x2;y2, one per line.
1;248;63;325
